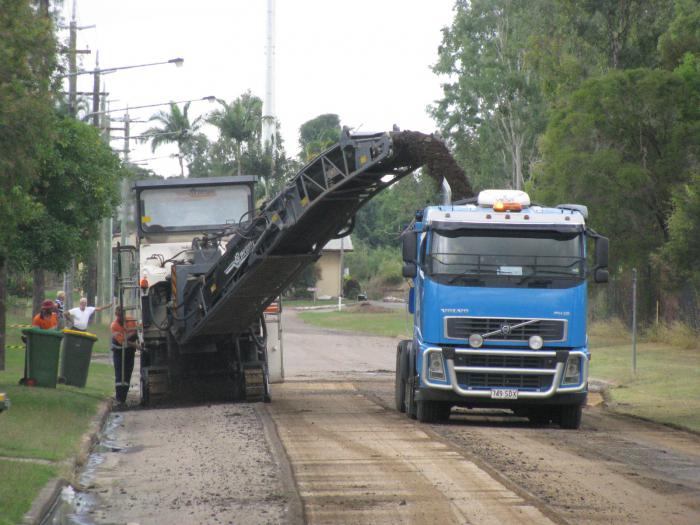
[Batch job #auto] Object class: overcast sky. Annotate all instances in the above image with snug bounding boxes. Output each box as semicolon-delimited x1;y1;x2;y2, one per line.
61;1;456;177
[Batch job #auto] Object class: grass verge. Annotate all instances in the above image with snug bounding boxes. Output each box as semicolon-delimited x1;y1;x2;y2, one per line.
297;309;412;338
298;311;700;432
0;460;57;525
284;298;350;308
1;304;114;520
588;321;700;432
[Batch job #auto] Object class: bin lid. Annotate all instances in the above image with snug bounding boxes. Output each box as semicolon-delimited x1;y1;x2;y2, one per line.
62;329;98;340
21;327;63;338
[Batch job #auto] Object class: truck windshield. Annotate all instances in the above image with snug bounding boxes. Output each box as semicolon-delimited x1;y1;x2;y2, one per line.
428;229;584;287
139;185;251;233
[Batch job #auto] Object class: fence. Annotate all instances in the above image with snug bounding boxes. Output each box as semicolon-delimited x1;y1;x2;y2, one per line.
589;268;699;331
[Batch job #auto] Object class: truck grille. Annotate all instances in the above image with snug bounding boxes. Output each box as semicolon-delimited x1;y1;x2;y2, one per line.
445;317;566;342
453;354;556;370
456;372;553;390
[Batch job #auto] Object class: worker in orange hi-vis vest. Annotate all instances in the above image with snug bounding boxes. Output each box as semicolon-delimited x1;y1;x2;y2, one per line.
110;307;140;405
32;300;59;330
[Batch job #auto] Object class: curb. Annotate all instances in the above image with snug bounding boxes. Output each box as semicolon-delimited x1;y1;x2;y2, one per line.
22;478;67;525
22;399;112;525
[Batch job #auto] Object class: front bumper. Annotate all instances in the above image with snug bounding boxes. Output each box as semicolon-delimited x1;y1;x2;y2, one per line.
420;346;588;400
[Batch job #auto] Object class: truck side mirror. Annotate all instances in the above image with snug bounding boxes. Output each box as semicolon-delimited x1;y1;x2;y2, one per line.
402;231;417;263
594;268;609;283
595;236;609;269
402;263;417;278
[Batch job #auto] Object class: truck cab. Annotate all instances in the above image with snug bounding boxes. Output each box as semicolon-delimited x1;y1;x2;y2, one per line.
396;189;609;429
128;176;268;404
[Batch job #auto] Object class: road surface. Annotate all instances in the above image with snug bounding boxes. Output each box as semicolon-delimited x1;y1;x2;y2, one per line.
54;310;700;524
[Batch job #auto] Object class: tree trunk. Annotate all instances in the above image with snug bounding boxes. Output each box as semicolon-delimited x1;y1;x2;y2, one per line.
32;268;45;315
0;257;6;370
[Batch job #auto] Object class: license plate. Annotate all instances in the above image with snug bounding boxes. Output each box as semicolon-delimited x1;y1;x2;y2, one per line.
490;388;518;400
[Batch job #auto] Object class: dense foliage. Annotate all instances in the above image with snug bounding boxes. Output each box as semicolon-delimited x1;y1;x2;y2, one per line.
432;0;700;324
0;1;125;369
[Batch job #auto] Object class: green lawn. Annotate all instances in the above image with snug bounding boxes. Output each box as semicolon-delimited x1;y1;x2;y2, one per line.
297;311;700;432
298;309;412;338
0;303;114;521
284;298;349;308
0;460;57;525
587;322;700;432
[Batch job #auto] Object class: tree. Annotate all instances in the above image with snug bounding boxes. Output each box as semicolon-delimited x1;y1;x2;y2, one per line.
533;67;700;269
0;0;57;370
658;0;700;69
354;172;440;249
298;114;341;161
241;128;299;199
555;0;674;71
13;117;123;311
143;101;203;177
664;174;700;286
432;0;548;190
207;92;262;176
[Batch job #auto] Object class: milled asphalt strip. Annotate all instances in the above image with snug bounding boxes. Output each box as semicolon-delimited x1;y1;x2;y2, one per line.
268;381;556;525
358;383;571;525
257;403;305;524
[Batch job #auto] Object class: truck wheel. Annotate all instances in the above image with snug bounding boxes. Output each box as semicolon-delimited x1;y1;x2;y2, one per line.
527;408;552;426
559;404;583;429
395;341;408;412
405;379;417;419
417;401;451;423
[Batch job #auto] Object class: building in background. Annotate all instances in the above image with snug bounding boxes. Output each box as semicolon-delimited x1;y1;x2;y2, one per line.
315;236;353;298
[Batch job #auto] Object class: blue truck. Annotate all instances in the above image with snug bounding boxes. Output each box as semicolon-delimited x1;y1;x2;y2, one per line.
395;189;609;429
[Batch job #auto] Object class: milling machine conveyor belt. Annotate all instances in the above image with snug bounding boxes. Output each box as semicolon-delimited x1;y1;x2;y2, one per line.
176;129;471;345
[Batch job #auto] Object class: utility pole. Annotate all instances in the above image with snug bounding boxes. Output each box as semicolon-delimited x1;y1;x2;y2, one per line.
121;112;131;248
62;0;93;311
83;54;101;309
68;2;77;117
97;83;113;324
91;54;100;127
63;1;79;311
338;236;344;312
632;268;638;375
262;0;276;198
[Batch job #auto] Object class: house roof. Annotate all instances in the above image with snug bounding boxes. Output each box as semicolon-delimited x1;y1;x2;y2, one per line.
322;236;353;252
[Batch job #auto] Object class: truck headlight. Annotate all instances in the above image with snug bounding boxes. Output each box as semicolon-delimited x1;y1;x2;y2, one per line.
563;356;581;385
468;333;483;348
528;335;544;350
428;351;446;380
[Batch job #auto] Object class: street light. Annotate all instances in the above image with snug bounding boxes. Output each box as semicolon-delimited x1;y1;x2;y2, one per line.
59;57;184;78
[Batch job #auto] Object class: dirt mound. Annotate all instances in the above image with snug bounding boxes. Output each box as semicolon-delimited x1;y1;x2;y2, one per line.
345;302;393;314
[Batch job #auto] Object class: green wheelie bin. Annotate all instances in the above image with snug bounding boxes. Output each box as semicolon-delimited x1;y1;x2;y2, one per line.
21;328;63;388
59;329;98;388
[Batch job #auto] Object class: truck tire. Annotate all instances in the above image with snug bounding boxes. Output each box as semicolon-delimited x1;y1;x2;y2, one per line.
405;379;417;419
395;341;409;412
416;401;451;423
527;408;552;426
558;404;583;429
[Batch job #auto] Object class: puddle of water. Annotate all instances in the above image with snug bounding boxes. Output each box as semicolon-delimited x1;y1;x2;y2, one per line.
43;414;128;525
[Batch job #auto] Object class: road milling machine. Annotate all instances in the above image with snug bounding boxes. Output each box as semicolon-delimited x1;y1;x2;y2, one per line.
119;129;470;404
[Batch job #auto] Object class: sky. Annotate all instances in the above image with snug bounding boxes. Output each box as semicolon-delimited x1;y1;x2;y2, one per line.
61;0;456;178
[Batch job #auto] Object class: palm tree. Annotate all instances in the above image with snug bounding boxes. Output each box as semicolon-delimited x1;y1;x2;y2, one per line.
143;102;202;177
207;92;262;176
